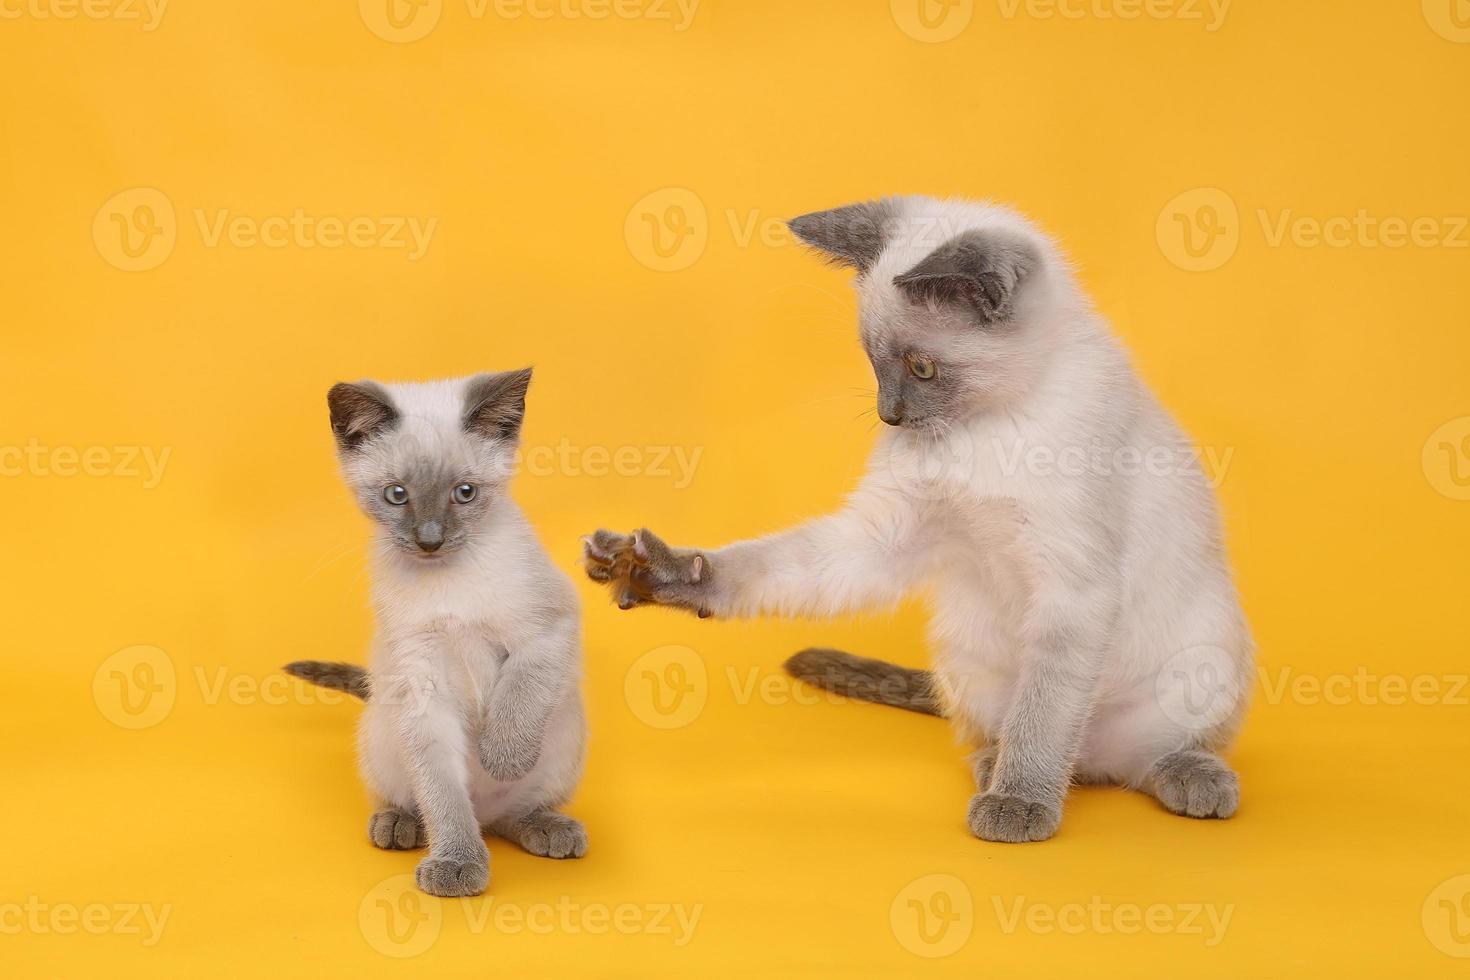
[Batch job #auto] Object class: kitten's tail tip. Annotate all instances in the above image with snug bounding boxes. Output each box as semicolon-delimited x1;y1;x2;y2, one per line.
782;648;943;717
283;661;371;701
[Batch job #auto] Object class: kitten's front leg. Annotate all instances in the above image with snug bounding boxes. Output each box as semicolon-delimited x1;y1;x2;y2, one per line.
968;561;1117;844
582;476;934;620
478;615;576;782
379;645;489;896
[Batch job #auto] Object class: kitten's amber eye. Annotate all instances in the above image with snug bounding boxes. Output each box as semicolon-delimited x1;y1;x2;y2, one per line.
453;484;477;504
383;485;408;506
908;355;937;380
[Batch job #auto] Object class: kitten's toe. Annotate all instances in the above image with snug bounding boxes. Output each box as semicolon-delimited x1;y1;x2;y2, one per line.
1147;751;1239;819
414;853;489;897
967;793;1060;843
368;808;425;850
581;531;627;581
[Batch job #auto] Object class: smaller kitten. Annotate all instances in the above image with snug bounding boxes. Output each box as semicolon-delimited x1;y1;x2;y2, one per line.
287;369;587;897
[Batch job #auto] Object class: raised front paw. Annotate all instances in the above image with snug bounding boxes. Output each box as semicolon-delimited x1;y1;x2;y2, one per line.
967;793;1061;843
415;850;489;897
479;732;540;783
581;527;713;617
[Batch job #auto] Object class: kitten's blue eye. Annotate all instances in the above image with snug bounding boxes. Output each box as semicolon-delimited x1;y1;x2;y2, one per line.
453;484;477;504
383;485;408;506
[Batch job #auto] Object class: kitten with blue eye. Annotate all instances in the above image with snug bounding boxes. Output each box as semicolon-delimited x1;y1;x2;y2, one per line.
286;369;587;897
585;195;1254;843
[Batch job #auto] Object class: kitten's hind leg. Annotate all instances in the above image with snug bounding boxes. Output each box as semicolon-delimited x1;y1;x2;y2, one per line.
368;806;426;850
1143;750;1240;819
490;808;588;859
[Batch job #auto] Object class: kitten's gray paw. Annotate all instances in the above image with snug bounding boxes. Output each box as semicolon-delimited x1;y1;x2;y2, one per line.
415;851;489;897
1148;750;1240;819
581;527;712;617
967;793;1061;843
479;733;540;783
502;809;588;859
369;807;426;850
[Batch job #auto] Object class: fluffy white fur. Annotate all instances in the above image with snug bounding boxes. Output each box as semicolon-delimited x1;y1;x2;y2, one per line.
588;196;1253;841
342;375;587;894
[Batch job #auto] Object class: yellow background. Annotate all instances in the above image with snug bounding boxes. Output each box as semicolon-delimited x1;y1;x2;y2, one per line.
2;0;1468;976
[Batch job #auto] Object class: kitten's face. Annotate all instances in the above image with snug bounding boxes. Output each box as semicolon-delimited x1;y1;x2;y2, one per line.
327;371;531;561
788;197;1052;431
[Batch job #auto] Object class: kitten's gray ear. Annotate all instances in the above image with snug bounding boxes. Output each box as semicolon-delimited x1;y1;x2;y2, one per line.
893;230;1039;325
788;199;898;274
327;381;398;452
463;368;533;440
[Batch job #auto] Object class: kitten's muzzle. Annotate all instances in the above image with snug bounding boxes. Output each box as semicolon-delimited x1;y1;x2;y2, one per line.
414;520;445;553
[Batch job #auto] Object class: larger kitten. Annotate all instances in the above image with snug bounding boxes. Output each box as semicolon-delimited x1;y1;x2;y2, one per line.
584;196;1253;843
287;369;587;896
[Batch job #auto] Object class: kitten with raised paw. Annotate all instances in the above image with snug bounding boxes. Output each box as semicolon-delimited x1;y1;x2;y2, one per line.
584;195;1253;843
286;369;588;896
